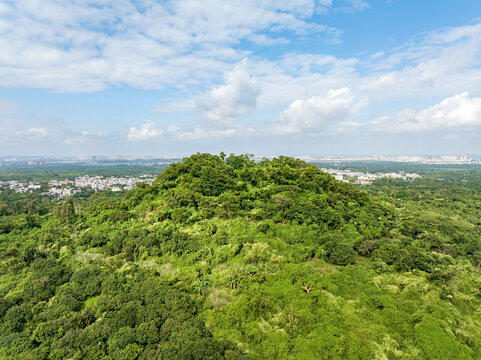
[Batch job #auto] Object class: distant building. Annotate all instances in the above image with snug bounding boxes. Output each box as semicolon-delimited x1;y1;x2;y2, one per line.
28;159;46;166
354;180;373;185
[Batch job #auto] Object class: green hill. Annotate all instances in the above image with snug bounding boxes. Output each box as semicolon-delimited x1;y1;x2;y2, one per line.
1;153;481;359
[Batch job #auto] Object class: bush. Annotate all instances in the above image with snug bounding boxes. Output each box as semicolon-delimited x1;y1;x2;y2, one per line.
323;234;355;265
373;243;399;265
3;305;27;332
329;243;355;265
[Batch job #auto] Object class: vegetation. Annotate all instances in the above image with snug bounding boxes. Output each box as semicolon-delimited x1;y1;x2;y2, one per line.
1;153;481;359
0;163;173;182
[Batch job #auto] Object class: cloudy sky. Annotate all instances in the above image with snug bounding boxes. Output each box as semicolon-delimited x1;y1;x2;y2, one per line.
1;0;481;156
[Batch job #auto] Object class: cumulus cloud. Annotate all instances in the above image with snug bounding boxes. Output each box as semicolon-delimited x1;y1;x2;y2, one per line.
372;92;481;132
272;88;365;134
127;120;164;141
25;128;48;139
196;62;262;128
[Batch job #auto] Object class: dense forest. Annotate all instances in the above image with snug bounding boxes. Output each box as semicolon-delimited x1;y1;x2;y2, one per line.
1;153;481;359
0;163;173;182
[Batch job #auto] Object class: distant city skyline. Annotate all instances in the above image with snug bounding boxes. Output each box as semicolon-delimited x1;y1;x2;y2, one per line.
1;1;481;155
1;153;480;164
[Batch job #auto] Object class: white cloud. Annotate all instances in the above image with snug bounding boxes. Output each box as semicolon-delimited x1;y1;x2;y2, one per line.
25;128;48;139
243;21;481;112
372;92;481;132
0;103;49;142
315;0;333;14
127;120;164;141
362;22;481;99
334;0;370;14
262;0;318;18
427;22;481;44
64;131;109;144
126;120;238;141
167;125;237;140
337;120;362;132
316;0;369;14
2;1;481;152
0;0;339;93
0;127;48;143
272;88;365;134
196;61;262;127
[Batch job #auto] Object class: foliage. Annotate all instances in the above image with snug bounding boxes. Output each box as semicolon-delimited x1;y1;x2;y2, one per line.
1;154;481;359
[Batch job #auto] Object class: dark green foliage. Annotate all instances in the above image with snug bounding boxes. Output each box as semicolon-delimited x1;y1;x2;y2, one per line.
24;258;72;303
373;243;399;265
3;305;27;332
323;234;356;265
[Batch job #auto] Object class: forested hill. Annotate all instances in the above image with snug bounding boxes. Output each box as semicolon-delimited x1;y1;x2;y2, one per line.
128;153;390;238
1;154;481;359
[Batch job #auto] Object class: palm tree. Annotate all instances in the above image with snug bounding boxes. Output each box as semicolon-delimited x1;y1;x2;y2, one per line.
193;277;210;297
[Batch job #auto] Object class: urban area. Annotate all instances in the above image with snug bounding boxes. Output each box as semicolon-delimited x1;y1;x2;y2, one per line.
0;175;156;197
320;168;421;185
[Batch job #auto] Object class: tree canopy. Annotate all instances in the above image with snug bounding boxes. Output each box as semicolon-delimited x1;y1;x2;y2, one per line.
1;153;481;359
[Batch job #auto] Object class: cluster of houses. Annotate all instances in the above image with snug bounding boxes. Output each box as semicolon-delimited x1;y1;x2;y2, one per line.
0;180;42;193
321;168;421;185
73;175;154;191
0;175;156;198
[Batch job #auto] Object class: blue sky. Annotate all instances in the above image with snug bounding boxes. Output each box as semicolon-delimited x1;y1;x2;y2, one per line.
1;0;481;156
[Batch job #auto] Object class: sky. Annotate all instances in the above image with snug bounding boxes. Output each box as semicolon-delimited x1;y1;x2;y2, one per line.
1;0;481;156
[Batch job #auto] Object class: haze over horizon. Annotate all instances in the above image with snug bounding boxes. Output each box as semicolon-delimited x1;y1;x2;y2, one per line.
1;0;481;156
